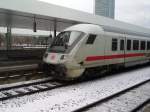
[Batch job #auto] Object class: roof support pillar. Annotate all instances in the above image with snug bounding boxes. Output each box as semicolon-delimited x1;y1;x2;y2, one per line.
54;20;57;38
6;26;12;50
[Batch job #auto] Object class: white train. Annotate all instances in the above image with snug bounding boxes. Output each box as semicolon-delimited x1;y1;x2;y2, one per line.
43;24;150;80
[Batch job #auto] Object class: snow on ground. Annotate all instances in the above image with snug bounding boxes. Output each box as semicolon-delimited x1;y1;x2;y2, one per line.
87;82;150;112
0;66;150;112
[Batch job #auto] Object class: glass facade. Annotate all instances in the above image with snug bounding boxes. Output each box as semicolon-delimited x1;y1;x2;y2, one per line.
94;0;115;19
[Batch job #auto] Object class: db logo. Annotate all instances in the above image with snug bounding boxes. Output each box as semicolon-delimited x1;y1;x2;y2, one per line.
50;54;56;60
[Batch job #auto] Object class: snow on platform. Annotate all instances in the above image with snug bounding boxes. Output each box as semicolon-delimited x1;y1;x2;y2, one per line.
0;66;150;112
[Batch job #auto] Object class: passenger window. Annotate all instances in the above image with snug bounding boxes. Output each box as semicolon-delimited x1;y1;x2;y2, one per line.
112;38;118;51
120;39;124;50
147;41;150;50
140;41;146;50
86;34;96;44
133;40;139;50
127;40;131;50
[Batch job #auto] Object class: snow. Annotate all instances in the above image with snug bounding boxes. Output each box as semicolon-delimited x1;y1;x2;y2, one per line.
3;90;18;96
0;93;6;98
0;66;150;112
87;82;150;112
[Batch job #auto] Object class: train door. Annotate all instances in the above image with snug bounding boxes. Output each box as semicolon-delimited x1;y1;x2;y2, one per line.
119;37;126;65
104;32;125;65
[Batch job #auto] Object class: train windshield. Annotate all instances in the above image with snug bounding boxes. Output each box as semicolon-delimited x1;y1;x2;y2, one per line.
49;31;83;53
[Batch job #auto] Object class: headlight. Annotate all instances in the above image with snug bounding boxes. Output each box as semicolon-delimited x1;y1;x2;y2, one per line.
44;53;48;58
60;55;65;60
60;55;68;60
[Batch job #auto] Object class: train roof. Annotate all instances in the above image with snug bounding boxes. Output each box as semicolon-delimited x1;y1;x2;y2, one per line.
101;26;150;37
64;24;104;34
64;23;150;37
0;0;150;37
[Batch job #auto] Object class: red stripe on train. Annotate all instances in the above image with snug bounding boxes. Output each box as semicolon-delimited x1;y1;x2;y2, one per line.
86;53;145;61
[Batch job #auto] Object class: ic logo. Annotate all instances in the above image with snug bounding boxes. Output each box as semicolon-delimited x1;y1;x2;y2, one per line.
50;54;56;60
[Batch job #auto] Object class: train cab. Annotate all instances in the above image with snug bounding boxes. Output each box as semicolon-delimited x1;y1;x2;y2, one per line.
43;24;104;79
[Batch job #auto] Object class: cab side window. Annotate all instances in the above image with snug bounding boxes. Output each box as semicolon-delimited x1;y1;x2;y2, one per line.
86;34;96;44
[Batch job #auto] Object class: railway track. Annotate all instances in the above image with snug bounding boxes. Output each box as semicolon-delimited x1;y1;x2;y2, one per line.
0;71;48;85
0;78;67;101
0;65;149;112
0;63;47;85
73;79;150;112
0;71;43;80
0;64;38;73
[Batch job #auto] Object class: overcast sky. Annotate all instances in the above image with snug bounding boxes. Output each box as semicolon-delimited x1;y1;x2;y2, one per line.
39;0;150;28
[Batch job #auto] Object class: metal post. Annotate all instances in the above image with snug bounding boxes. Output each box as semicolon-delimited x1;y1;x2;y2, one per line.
6;26;12;50
54;20;57;38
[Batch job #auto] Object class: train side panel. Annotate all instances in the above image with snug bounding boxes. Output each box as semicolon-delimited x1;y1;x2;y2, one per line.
124;35;149;67
74;34;105;68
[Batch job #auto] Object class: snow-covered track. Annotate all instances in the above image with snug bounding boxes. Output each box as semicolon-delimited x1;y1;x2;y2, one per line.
0;64;43;85
0;72;39;80
0;65;150;112
132;98;150;112
0;78;66;101
0;71;47;85
0;64;38;73
73;79;150;112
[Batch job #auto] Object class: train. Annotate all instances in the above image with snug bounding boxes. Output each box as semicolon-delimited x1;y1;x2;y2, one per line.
43;24;150;80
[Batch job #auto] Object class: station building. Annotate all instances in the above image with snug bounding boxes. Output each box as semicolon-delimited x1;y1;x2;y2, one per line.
94;0;115;19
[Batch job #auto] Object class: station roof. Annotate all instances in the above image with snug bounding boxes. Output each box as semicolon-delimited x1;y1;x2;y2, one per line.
0;0;150;36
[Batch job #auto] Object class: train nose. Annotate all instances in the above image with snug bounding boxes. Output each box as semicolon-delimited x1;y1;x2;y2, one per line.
55;64;67;75
48;64;68;78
